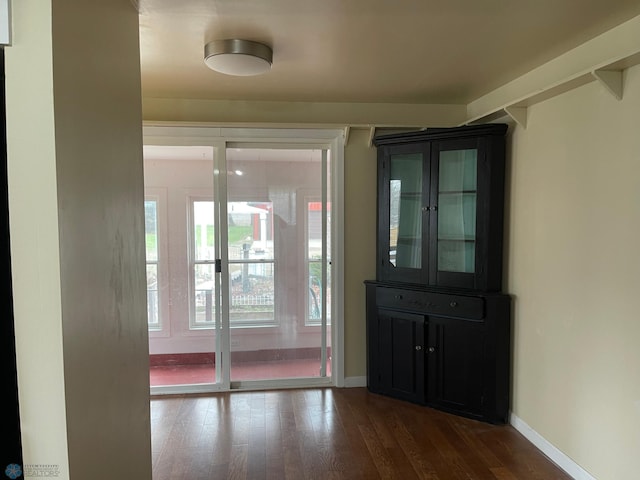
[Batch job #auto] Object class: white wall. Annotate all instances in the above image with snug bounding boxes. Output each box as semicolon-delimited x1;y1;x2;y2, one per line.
507;64;640;479
7;1;152;479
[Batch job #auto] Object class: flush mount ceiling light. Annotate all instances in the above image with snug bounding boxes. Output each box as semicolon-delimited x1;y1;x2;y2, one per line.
204;39;273;76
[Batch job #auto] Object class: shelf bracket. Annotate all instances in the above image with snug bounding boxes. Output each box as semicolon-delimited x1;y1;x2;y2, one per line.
368;126;376;148
343;125;351;145
504;106;528;129
591;69;623;100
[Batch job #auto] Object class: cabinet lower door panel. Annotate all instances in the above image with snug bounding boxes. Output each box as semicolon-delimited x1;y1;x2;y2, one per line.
428;317;484;417
377;310;425;404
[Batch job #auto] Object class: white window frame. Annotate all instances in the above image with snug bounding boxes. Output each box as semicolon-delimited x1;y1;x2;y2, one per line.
187;195;218;330
145;187;169;337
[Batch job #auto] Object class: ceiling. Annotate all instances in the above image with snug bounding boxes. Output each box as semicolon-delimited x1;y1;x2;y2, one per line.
136;0;640;105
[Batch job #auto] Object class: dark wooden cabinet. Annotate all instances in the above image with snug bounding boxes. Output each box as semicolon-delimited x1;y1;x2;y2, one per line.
374;123;507;291
366;124;511;424
366;282;510;424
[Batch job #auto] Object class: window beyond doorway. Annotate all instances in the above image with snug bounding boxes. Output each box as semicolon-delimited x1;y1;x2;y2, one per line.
189;199;276;329
145;198;160;330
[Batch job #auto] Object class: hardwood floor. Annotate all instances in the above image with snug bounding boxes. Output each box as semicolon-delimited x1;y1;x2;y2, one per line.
151;387;572;480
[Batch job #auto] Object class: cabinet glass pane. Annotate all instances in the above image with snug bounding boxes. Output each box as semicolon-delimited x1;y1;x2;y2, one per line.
438;193;476;239
437;240;475;273
439;149;477;192
438;149;477;273
389;153;422;268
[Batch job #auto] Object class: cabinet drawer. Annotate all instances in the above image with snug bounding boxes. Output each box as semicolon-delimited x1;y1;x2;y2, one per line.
376;287;484;320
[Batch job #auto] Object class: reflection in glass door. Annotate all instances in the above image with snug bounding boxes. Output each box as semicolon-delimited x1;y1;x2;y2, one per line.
226;147;332;384
389;153;423;269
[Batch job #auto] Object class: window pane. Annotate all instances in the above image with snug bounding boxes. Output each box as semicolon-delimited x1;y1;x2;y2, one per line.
145;199;159;328
307;260;332;325
226;201;275;326
193;201;215;261
229;262;274;325
145;200;158;262
308;260;322;321
194;263;216;325
228;202;273;260
191;199;218;329
307;202;331;258
307;201;331;325
146;264;159;327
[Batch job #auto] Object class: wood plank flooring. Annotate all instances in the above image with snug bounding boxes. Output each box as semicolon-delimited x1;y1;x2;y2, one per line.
151;387;572;480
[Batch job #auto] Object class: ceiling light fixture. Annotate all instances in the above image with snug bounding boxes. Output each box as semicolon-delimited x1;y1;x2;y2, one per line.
204;39;273;76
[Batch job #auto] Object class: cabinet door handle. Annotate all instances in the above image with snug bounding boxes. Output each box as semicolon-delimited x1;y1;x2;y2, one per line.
449;301;458;307
394;294;403;300
428;347;435;353
415;345;422;351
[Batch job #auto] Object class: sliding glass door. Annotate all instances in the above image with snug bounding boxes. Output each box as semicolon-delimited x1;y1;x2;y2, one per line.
143;128;338;394
144;145;220;390
225;146;331;385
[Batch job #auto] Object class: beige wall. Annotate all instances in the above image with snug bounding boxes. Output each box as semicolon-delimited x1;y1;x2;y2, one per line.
507;64;640;479
343;128;377;378
7;1;152;479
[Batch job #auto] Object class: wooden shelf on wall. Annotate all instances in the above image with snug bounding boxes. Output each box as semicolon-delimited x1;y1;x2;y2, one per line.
465;51;640;129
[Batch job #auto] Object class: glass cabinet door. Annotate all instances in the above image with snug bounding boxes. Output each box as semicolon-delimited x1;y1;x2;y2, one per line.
389;153;424;270
375;123;507;291
436;148;477;274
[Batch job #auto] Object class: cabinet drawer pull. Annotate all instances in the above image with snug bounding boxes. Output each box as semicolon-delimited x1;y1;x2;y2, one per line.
395;294;403;300
415;345;422;351
450;301;458;307
428;347;435;353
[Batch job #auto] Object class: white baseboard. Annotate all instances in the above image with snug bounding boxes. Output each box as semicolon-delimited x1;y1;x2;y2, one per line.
343;376;367;387
510;413;596;480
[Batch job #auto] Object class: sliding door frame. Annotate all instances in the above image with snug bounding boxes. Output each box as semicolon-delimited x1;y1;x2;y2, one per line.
144;124;345;394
